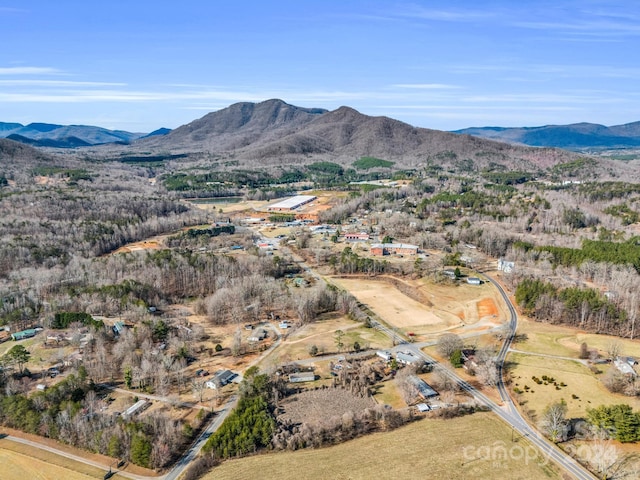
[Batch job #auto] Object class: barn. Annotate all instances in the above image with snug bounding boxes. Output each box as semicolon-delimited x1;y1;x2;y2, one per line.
407;375;438;399
289;372;316;383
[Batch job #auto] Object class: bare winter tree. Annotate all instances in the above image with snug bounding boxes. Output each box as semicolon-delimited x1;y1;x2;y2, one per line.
191;379;207;403
606;341;623;361
539;401;569;443
473;347;499;387
437;333;463;358
587;437;640;480
231;328;242;357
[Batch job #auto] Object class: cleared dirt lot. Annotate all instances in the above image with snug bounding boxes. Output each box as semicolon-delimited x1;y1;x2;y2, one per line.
330;276;505;337
205;412;561;480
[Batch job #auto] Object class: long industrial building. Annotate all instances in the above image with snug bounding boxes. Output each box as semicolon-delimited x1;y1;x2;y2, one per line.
267;195;317;212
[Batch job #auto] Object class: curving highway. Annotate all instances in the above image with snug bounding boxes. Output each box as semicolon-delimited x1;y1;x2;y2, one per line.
373;272;596;480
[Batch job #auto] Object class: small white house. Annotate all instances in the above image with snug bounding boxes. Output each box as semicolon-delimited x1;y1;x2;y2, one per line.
205;369;238;389
497;259;515;273
396;351;420;365
248;329;267;342
377;350;392;362
467;277;481;285
614;359;636;376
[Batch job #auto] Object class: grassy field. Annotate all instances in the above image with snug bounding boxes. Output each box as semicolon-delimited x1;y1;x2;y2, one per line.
515;318;640;359
204;412;561;480
270;315;391;364
371;380;405;408
0;441;108;480
508;352;640;420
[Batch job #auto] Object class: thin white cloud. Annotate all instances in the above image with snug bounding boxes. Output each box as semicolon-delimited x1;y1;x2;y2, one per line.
0;66;60;75
396;6;494;22
0;7;27;13
372;105;580;112
392;83;461;90
462;93;623;104
447;62;640;80
0;79;126;87
515;19;640;35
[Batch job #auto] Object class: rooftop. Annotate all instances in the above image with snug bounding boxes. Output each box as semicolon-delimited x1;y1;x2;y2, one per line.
267;195;317;210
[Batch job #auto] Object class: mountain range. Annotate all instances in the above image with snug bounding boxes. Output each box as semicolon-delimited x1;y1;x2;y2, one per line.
5;106;640;153
0;122;170;148
135;99;575;171
453;122;640;150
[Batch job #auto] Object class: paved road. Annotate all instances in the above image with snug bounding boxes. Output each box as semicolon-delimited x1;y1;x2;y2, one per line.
1;434;155;480
264;247;596;479
164;395;238;480
368;272;595;480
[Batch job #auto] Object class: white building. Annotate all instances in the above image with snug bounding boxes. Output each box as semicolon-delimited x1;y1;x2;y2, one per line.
267;195;317;212
497;259;515;273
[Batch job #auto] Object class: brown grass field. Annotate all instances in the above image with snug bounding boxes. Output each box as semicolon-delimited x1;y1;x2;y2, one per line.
278;388;376;426
508;352;640;420
0;441;107;480
516;317;640;359
204;412;561;480
372;381;405;408
330;276;505;338
268;315;392;365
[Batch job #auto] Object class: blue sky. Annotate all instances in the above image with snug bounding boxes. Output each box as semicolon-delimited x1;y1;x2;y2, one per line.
1;1;639;132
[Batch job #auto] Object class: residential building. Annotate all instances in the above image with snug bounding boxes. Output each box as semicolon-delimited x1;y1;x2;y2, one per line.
248;329;267;342
407;375;438;399
377;350;392;361
345;232;370;241
396;351;420;365
497;258;515;273
370;243;419;256
206;369;238;389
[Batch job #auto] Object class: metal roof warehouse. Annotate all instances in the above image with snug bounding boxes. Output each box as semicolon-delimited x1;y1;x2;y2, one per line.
267;195;317;211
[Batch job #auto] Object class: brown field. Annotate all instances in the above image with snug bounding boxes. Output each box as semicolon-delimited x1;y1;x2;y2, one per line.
508;352;640;420
372;381;405;408
190;199;270;213
331;276;505;337
205;412;561;480
269;315;392;365
0;449;102;480
515;317;640;359
112;239;163;254
277;388;376;426
0;439;111;480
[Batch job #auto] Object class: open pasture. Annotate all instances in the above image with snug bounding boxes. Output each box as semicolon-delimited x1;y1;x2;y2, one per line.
205;412;561;480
